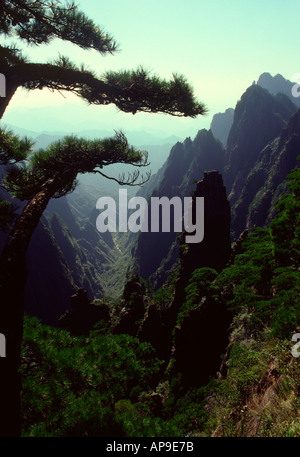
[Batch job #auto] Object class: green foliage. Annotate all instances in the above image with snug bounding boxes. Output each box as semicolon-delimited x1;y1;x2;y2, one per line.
215;228;273;309
168;387;209;436
270;163;300;265
0;1;118;53
153;266;180;310
215;222;300;337
103;68;207;117
226;343;266;394
1;1;206;126
201;336;300;437
177;267;218;325
21;315;162;436
4;131;148;200
0;128;33;164
18;163;300;438
114;399;178;437
0;127;35;229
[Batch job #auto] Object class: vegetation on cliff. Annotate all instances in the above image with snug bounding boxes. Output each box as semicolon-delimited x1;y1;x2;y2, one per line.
20;162;300;437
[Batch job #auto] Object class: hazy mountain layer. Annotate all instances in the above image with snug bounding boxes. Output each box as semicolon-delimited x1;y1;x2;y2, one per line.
210;107;234;146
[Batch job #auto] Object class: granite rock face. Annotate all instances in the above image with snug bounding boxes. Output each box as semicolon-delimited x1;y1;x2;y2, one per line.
231;108;300;236
246;109;300;229
173;296;233;387
225;85;296;208
168;171;231;324
182;171;231;272
166;172;232;386
164;173;232;387
136;172;232;381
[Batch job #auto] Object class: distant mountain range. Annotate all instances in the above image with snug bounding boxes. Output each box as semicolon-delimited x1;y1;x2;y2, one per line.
3;122;182;147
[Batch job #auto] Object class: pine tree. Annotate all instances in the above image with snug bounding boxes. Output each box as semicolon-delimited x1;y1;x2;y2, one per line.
0;1;206;436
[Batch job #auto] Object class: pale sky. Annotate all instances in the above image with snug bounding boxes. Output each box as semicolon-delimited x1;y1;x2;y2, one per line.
2;0;300;138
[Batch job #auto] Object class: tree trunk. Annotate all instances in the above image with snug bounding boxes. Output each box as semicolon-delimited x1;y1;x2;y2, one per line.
0;175;63;436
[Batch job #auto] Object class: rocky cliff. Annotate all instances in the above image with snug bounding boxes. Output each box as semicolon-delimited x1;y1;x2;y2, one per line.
133;130;226;284
210;107;234;146
137;172;232;384
232;108;300;234
168;171;231;325
134;83;299;282
224;85;296;210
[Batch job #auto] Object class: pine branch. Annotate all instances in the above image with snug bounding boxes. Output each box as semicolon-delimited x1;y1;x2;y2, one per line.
2;0;119;54
94;169;151;187
8;61;206;117
3;131;149;199
0;127;33;164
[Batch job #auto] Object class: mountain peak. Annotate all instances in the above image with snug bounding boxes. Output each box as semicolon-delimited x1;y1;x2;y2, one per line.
257;72;300;107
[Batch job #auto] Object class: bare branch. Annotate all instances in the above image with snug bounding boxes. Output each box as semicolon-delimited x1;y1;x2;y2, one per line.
94;169;151;187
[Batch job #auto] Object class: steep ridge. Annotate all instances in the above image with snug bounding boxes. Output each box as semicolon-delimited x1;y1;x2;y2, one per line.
232;108;300;235
167;171;231;325
210;107;234;146
133;130;225;283
137;171;232;384
225;85;296;208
